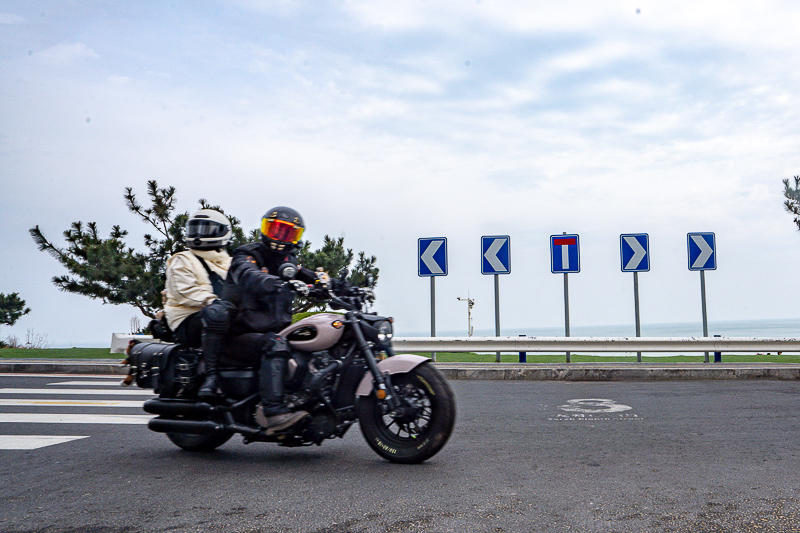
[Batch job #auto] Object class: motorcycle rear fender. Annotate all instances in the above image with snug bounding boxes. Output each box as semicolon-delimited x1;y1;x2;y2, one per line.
355;354;430;396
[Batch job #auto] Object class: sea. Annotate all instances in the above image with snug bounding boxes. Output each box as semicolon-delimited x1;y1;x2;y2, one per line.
397;317;800;356
399;318;800;339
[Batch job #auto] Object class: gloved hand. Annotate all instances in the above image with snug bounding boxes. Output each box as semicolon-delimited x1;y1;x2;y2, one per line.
315;269;331;288
287;279;310;296
360;288;375;302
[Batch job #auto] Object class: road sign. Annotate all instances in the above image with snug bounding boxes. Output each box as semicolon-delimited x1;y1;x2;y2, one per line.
550;234;580;273
620;233;650;272
687;232;716;271
418;237;448;276
481;235;510;275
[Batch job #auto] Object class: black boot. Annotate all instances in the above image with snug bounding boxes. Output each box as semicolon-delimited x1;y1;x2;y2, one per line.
255;357;308;432
198;331;223;398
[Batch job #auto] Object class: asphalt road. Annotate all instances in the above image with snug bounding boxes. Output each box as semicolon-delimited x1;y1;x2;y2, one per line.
1;374;800;532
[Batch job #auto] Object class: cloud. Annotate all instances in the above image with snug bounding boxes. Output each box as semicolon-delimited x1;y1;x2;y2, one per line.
0;12;24;24
34;42;98;65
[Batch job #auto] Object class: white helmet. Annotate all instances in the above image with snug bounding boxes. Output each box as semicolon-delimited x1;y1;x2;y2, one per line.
185;209;232;250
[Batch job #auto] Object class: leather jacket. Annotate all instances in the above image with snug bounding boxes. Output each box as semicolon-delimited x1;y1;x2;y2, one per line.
223;242;316;334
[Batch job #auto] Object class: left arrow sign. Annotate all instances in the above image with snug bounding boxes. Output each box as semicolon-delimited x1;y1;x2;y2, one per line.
418;238;448;276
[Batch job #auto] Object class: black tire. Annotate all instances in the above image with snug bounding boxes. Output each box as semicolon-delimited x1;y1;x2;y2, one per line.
159;386;233;453
357;363;456;464
166;431;232;453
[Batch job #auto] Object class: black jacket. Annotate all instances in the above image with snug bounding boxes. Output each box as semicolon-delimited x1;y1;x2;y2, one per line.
223;242;317;334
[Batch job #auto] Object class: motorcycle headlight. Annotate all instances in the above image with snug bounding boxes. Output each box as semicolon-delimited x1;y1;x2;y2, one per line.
376;320;393;342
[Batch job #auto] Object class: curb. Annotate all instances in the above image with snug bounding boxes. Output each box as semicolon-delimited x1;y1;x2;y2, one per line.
2;360;800;380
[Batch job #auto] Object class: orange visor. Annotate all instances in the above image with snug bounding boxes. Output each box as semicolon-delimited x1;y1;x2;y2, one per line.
261;218;304;244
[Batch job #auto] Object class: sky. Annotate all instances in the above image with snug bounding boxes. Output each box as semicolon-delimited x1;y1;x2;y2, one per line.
2;1;800;347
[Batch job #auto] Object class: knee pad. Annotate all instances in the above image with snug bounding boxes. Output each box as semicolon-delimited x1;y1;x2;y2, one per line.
200;300;231;334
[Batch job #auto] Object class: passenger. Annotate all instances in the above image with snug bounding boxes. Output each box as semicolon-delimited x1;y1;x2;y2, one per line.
164;209;234;398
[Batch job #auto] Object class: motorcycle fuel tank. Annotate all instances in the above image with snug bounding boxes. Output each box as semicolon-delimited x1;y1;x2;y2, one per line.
281;313;345;352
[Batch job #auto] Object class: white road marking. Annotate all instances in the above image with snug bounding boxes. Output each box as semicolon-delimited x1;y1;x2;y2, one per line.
0;388;154;396
0;413;152;424
0;435;89;450
558;398;633;413
0;399;145;408
49;380;128;386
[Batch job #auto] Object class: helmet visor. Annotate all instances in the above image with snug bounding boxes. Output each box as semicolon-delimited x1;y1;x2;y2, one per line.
186;219;229;239
261;218;304;244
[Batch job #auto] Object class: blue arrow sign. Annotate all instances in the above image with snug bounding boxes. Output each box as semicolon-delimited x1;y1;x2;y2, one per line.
620;233;650;272
550;234;580;273
481;235;510;275
418;237;448;277
687;232;716;271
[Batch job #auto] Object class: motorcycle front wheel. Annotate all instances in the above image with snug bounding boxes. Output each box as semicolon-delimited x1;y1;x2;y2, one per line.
356;363;456;464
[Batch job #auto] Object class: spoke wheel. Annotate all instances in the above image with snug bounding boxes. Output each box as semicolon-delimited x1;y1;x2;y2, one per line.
357;363;456;464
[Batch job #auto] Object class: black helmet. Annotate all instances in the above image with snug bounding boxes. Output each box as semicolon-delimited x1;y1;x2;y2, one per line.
185;209;233;250
260;206;305;249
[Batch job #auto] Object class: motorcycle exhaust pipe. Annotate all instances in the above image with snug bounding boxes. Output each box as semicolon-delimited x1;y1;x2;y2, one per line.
148;417;228;435
143;399;216;418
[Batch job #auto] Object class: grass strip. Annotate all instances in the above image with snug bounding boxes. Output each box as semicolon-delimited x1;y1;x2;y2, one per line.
2;347;800;364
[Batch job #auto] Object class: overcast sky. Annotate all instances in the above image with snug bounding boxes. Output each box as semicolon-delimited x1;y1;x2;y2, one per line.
3;1;800;347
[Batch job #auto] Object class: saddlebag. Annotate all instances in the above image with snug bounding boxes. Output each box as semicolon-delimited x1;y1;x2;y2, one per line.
128;342;201;394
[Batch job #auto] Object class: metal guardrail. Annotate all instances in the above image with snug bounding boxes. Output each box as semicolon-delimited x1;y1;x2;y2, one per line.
391;336;800;353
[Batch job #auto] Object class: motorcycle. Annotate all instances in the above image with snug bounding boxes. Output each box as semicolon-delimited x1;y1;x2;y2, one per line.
125;272;456;464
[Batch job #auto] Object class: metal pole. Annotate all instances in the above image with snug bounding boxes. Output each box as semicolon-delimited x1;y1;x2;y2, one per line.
633;271;641;363
564;272;571;363
700;270;709;363
430;276;436;362
494;274;501;362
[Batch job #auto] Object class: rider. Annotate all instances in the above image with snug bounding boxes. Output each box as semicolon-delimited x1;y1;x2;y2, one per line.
164;209;234;398
224;206;322;432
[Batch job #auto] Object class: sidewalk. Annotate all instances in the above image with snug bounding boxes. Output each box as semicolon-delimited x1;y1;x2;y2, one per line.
2;359;800;380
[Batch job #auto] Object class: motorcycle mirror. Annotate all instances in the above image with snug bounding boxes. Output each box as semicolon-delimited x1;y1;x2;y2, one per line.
339;267;349;279
278;263;298;280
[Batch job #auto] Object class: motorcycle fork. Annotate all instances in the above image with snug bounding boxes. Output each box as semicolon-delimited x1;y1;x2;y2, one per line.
346;312;401;411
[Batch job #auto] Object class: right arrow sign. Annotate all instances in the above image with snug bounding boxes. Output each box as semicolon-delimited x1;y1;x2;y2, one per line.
687;232;716;271
620;233;650;272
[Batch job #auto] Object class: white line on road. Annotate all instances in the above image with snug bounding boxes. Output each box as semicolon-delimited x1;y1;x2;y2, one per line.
0;435;89;450
49;380;128;386
0;413;152;424
0;399;145;407
0;388;155;396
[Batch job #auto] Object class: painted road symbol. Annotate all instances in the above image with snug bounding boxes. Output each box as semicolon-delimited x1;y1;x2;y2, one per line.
687;232;716;271
481;235;510;274
620;233;650;272
550;234;580;273
418;237;448;276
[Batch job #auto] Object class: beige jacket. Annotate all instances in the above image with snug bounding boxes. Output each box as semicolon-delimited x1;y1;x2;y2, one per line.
164;249;232;331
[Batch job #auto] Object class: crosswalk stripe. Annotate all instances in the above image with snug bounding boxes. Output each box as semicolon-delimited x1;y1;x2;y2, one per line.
0;435;90;450
0;413;152;424
0;399;145;407
0;388;155;396
49;380;129;386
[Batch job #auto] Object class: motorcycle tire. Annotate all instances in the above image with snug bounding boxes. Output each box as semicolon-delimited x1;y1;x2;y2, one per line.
160;388;233;453
356;363;456;464
166;431;232;453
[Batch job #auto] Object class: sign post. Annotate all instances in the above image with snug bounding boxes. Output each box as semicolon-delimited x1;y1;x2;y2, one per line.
418;237;448;362
687;232;716;363
550;233;580;363
482;235;511;362
620;233;650;362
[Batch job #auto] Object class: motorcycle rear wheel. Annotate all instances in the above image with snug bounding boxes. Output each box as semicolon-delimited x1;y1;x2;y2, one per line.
160;386;233;453
166;431;232;453
357;363;456;464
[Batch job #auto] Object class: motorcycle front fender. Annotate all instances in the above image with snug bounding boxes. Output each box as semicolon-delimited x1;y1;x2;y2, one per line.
355;354;430;396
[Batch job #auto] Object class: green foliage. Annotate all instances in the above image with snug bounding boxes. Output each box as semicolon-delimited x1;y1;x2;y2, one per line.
0;293;31;327
30;181;247;318
30;181;380;318
783;175;800;231
295;236;379;313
